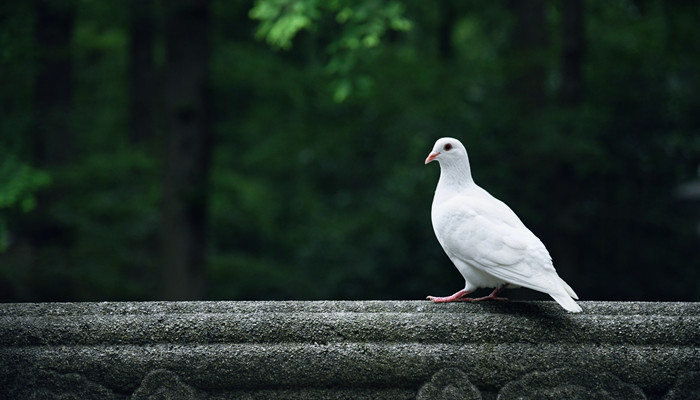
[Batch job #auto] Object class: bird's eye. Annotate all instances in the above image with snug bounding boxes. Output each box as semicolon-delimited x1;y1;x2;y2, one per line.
443;143;452;151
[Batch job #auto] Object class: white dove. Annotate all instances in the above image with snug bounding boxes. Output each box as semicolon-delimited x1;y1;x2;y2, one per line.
425;137;582;313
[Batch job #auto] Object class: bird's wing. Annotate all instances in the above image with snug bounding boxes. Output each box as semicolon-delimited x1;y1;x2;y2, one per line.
437;194;565;295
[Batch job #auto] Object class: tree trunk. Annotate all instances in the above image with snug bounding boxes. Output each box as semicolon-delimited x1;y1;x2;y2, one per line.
559;0;585;106
128;0;156;145
160;0;212;300
438;1;455;60
33;0;75;165
506;0;548;112
551;0;586;285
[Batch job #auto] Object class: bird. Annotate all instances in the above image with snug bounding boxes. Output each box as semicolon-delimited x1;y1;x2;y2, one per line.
424;137;582;313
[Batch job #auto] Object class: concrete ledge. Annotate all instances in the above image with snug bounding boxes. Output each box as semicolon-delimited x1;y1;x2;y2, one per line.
1;301;699;399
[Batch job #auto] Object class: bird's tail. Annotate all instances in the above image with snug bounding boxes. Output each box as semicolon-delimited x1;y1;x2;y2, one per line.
559;278;579;300
549;291;582;313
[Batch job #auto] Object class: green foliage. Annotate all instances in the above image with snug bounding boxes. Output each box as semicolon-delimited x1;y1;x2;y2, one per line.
0;158;51;251
249;0;321;49
250;0;412;102
250;0;411;50
0;159;50;212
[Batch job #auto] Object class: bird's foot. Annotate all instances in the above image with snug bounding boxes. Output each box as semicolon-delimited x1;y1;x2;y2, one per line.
427;285;508;303
426;289;475;303
468;285;509;302
467;294;509;302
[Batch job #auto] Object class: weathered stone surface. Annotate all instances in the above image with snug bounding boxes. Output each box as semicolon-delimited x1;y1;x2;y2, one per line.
131;369;206;400
0;301;698;399
2;368;119;400
497;367;646;400
663;371;700;400
417;368;481;400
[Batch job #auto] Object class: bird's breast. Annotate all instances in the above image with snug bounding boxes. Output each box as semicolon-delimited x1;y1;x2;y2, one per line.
431;198;479;251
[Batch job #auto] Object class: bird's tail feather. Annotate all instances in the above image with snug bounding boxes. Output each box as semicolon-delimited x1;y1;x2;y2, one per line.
559;278;579;300
549;291;582;313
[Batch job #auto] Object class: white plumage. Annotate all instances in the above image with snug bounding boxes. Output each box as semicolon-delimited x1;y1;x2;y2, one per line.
425;137;581;313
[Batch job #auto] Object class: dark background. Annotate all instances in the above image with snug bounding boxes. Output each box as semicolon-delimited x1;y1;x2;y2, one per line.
1;0;699;303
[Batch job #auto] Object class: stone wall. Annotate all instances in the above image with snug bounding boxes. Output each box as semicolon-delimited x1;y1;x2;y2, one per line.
1;301;699;399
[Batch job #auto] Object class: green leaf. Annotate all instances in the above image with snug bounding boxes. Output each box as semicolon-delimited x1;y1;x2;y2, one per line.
333;79;351;102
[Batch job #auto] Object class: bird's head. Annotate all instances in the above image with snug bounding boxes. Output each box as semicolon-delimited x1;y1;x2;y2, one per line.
425;137;467;165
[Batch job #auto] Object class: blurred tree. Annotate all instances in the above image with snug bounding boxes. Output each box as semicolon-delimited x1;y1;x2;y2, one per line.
545;0;595;280
0;2;47;254
506;0;548;111
161;0;213;300
559;0;584;106
33;0;76;165
437;0;456;59
29;0;77;277
550;0;585;283
1;0;698;303
128;0;156;145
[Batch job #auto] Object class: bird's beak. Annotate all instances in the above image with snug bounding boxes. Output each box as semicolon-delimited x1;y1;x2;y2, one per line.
425;152;440;164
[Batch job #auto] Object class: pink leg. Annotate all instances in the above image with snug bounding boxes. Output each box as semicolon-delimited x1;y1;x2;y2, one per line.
469;285;509;302
426;289;475;303
427;285;509;303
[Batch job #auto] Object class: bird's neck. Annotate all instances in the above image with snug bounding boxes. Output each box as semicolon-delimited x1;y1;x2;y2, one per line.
437;160;474;193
